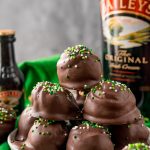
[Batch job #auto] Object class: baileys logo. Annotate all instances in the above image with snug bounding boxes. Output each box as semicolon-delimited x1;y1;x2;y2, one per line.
100;0;150;49
101;0;150;19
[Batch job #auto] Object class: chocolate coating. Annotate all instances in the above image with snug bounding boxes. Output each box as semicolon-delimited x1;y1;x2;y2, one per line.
24;118;68;150
110;119;150;150
0;105;16;143
31;82;81;120
66;124;114;150
16;107;36;141
57;45;102;90
83;81;141;125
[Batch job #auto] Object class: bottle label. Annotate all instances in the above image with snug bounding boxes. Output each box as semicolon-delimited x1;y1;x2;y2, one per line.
0;90;22;107
100;0;150;92
101;0;150;20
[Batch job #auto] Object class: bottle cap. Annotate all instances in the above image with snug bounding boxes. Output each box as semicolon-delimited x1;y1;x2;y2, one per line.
0;29;15;36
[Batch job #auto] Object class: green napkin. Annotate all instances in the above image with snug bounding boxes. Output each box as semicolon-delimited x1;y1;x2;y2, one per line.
0;54;150;150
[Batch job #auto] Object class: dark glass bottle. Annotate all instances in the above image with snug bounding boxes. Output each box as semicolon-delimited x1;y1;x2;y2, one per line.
0;30;24;112
99;0;150;116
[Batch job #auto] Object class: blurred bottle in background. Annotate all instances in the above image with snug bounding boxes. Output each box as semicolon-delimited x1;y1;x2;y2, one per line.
0;30;24;113
99;0;150;115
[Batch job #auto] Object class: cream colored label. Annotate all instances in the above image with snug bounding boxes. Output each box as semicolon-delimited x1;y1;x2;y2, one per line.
105;50;149;71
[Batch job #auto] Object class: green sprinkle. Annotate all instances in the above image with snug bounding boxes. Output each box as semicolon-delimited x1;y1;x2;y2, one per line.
91;84;102;93
47;120;55;125
82;121;103;129
91;80;131;97
127;143;150;150
104;80;130;92
82;121;110;135
64;45;92;60
33;82;63;95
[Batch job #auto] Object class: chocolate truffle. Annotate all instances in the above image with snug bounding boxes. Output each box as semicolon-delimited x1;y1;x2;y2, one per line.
110;119;150;150
57;45;102;90
66;121;114;150
122;143;150;150
0;105;16;143
16;107;36;141
83;80;141;125
31;81;81;120
24;118;68;150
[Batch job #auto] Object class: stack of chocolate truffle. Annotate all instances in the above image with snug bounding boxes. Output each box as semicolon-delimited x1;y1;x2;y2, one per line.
8;45;150;150
9;81;81;150
57;45;150;150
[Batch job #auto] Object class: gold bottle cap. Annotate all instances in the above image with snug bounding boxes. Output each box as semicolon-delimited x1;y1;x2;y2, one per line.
0;29;15;36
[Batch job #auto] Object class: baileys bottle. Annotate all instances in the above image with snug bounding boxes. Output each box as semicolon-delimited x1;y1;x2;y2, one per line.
100;0;150;115
0;30;24;113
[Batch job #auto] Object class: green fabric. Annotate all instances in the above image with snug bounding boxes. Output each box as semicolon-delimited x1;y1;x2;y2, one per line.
145;118;150;128
0;54;150;150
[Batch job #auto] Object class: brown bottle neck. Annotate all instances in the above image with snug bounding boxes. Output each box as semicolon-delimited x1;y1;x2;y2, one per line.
0;37;17;67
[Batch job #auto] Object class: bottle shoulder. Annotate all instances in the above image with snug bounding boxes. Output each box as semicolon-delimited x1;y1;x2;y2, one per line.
0;65;24;90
